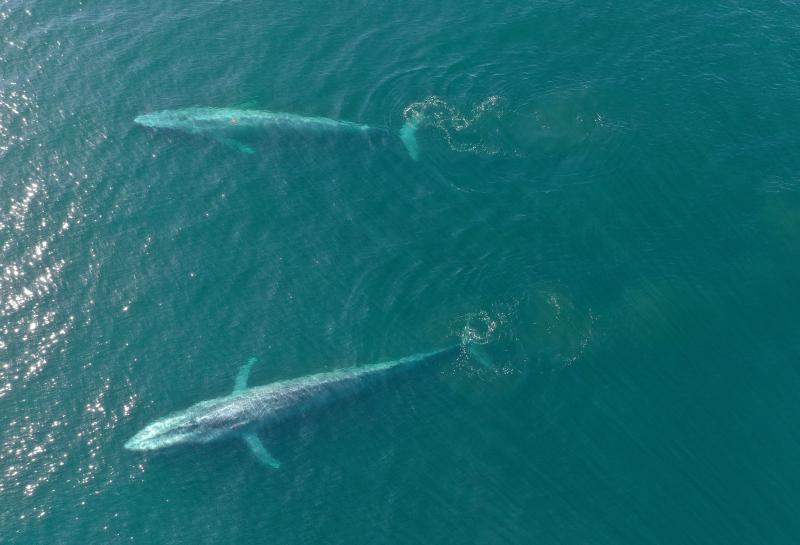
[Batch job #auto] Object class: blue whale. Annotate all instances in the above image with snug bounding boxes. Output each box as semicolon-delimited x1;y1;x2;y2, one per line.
134;106;421;160
125;345;484;468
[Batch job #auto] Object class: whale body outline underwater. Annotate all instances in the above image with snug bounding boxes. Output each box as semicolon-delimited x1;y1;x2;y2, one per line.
134;106;422;160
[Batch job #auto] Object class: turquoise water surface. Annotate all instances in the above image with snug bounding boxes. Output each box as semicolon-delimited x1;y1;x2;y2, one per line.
3;1;800;543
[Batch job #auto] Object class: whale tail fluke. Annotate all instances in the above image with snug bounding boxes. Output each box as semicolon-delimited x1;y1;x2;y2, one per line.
399;117;421;161
466;343;494;369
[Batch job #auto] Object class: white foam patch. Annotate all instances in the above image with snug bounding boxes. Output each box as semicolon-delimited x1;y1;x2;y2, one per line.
402;96;515;157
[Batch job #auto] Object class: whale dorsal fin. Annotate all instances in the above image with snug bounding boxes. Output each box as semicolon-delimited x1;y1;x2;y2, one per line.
243;433;281;469
234;357;257;393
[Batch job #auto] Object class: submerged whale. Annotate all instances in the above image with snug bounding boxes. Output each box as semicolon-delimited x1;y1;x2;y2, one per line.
134;106;421;160
125;344;487;468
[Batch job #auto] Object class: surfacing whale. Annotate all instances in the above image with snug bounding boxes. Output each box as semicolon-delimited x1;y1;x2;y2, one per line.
125;344;488;468
134;106;421;160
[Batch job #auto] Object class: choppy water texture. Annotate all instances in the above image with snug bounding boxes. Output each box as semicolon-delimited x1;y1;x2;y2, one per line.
3;1;800;543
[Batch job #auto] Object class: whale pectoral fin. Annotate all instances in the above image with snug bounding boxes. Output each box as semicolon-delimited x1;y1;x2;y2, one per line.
214;136;256;154
233;357;257;393
243;433;281;469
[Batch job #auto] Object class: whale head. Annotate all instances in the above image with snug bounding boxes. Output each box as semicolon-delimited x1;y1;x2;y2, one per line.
134;109;201;131
133;112;189;130
125;403;236;451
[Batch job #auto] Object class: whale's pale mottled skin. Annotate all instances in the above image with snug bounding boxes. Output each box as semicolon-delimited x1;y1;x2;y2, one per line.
125;346;467;468
134;106;420;159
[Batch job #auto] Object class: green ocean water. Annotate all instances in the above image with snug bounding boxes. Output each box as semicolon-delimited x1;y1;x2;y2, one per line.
3;0;800;542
